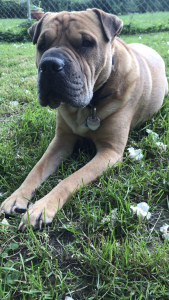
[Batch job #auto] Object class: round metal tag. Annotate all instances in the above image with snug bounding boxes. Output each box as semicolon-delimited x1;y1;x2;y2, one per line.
86;116;100;130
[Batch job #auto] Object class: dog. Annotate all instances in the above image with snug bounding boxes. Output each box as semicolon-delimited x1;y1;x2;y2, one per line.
0;9;168;231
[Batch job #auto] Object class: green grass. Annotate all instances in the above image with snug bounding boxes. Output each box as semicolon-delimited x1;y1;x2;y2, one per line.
1;11;169;42
0;31;169;299
120;11;169;34
0;19;26;32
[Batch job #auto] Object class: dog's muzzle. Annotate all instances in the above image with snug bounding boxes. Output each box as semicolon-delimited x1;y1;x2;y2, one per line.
37;48;90;109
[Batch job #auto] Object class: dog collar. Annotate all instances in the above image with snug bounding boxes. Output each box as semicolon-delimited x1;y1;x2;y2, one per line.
85;56;114;130
85;86;113;130
87;82;113;108
87;55;114;109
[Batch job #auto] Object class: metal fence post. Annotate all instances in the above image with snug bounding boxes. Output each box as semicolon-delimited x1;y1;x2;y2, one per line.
27;0;31;21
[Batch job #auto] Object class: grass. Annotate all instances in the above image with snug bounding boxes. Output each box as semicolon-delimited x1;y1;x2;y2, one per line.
120;11;169;34
0;19;26;32
1;11;169;42
0;30;169;299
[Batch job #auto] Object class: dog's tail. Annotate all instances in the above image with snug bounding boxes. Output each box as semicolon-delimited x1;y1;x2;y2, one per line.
165;77;169;96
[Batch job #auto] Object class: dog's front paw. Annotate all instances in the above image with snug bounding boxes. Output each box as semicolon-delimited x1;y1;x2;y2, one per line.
0;190;30;215
18;199;57;231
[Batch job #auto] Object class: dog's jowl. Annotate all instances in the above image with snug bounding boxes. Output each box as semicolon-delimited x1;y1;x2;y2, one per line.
0;9;168;230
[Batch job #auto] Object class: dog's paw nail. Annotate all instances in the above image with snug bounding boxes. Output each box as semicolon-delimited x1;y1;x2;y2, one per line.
28;203;33;208
12;206;17;213
36;212;42;223
18;221;24;230
21;225;27;232
39;219;43;230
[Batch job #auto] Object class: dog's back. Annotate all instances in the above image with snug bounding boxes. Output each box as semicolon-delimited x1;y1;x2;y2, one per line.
128;43;168;127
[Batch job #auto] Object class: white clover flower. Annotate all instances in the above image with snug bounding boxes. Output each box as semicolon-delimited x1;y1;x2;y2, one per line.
160;224;169;240
1;218;9;230
146;129;159;141
25;90;31;95
167;42;169;46
155;142;167;151
65;297;74;300
127;147;143;160
10;101;19;106
130;202;151;221
101;208;117;225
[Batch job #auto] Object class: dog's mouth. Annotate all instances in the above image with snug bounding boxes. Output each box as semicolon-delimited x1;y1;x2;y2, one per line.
37;75;92;109
47;92;61;109
37;85;89;109
43;91;61;109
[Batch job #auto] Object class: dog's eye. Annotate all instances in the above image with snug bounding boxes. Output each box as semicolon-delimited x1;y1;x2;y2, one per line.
81;40;93;48
38;43;46;51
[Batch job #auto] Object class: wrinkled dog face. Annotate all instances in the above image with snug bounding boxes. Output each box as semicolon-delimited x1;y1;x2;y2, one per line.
29;9;123;109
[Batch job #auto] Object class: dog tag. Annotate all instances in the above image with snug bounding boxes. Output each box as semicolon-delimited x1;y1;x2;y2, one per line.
85;107;100;130
86;116;100;130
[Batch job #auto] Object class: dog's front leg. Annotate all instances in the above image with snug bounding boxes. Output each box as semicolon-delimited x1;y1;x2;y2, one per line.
0;130;78;215
18;141;124;230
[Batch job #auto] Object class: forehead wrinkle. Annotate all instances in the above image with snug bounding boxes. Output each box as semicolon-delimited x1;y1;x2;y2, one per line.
45;14;71;45
42;16;65;47
71;11;100;25
38;29;58;49
62;13;71;30
68;13;101;36
40;11;101;48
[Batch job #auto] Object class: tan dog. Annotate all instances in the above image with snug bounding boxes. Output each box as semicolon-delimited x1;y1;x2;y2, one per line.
0;9;168;230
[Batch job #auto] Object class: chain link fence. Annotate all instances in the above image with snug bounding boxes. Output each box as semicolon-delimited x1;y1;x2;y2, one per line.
1;0;169;19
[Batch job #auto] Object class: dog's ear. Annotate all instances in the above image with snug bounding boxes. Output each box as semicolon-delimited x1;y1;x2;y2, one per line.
89;8;123;41
28;13;50;45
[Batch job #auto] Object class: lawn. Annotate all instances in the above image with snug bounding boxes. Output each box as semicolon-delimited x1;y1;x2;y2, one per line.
120;11;169;34
0;29;169;299
0;19;26;31
0;10;169;41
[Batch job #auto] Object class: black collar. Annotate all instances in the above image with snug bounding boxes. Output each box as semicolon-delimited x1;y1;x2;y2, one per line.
87;56;114;108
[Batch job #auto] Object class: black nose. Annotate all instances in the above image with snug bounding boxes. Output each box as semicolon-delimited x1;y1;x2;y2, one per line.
39;57;65;73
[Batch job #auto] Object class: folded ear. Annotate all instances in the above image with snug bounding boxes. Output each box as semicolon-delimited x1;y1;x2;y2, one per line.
89;8;123;41
28;13;50;45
